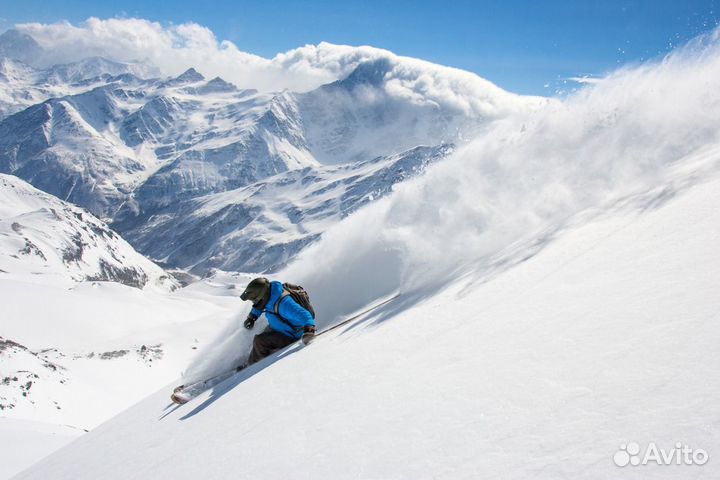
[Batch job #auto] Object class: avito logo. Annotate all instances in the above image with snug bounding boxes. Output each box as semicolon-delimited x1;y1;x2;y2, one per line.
614;442;709;467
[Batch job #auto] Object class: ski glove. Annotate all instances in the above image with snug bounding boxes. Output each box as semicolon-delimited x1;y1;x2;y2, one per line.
244;314;258;330
301;325;316;345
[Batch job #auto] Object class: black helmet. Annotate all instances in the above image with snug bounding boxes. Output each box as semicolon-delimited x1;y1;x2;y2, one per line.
241;277;270;306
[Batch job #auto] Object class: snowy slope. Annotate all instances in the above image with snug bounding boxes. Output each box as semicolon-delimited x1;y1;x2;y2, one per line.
0;275;244;479
13;149;720;480
0;174;251;477
0;419;83;480
0;277;238;426
0;174;173;288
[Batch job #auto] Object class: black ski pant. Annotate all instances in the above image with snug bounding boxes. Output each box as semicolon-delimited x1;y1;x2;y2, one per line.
247;326;296;365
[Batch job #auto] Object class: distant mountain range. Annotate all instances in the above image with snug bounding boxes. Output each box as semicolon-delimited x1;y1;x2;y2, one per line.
0;28;540;274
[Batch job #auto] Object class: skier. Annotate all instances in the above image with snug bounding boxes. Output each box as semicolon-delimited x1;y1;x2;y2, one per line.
171;279;397;405
240;277;316;365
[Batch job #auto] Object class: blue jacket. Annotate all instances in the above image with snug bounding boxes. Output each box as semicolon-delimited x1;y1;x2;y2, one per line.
251;281;315;339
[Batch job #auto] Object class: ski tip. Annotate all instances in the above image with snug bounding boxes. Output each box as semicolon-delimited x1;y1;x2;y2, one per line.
170;393;189;405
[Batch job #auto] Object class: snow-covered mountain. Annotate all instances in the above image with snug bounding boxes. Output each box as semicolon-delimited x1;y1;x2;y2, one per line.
0;67;312;218
115;144;454;273
0;30;43;68
0;173;174;288
0;36;543;272
297;57;522;165
0;53;158;119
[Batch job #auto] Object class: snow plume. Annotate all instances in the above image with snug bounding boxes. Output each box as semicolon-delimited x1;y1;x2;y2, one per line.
283;27;720;326
11;18;527;114
181;308;252;383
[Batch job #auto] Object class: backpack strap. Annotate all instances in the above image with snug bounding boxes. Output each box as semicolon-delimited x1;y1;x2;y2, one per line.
274;291;290;317
272;290;302;333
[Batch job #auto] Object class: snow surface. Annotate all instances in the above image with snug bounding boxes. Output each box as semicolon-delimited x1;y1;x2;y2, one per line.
0;176;254;478
0;418;82;479
5;22;720;480
14;149;720;480
0;271;246;479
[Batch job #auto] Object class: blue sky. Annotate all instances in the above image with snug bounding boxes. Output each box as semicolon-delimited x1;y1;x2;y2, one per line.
1;0;719;95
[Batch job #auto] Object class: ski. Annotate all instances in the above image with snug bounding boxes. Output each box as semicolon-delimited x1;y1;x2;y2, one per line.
170;292;400;405
317;292;400;336
170;368;240;404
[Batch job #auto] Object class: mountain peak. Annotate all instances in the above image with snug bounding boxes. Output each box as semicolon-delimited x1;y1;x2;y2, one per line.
175;68;205;83
0;29;44;66
334;57;393;89
199;76;237;93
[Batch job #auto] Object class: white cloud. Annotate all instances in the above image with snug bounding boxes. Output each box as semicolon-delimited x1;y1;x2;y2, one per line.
17;18;284;85
13;17;538;116
13;18;386;92
566;75;604;85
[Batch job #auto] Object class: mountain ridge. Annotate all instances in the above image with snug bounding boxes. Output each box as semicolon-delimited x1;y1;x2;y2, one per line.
0;48;541;273
0;173;175;289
